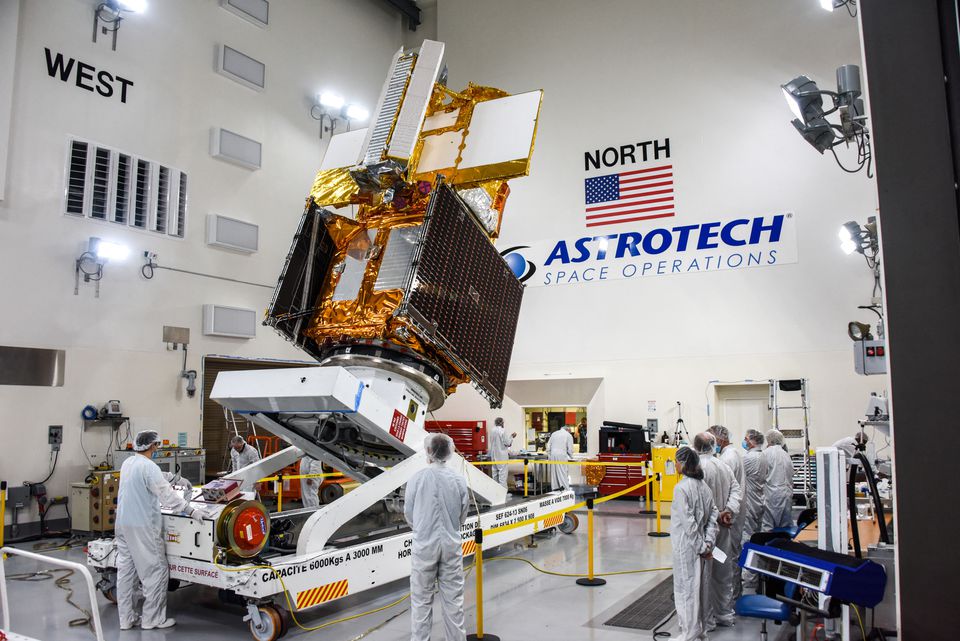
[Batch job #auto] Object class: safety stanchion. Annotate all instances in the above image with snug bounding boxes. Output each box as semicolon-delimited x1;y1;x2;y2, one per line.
639;460;656;515
523;458;529;498
648;473;670;538
576;498;607;586
466;528;500;641
277;475;283;512
1;481;5;554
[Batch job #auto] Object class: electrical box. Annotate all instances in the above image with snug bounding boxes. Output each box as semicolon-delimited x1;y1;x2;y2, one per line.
7;485;30;508
70;471;120;533
646;419;659;433
48;425;63;451
854;339;887;375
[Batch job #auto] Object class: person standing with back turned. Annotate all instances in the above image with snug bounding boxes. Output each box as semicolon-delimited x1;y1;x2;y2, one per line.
405;433;470;641
762;429;794;530
546;425;574;490
672;446;720;641
488;417;516;487
115;430;205;631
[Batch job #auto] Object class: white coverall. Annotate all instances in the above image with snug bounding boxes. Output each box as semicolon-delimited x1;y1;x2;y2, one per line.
230;442;261;472
718;444;746;601
740;444;768;589
761;445;794;530
488;425;513;487
299;456;324;508
115;454;192;629
546;429;574;490
671;475;720;641
404;462;470;641
699;452;742;628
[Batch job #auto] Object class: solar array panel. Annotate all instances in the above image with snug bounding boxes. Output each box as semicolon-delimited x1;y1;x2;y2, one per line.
402;182;524;406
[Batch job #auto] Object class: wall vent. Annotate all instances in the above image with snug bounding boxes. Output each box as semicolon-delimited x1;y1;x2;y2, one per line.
210;127;262;170
217;44;266;91
206;214;259;253
63;137;187;239
203;304;257;339
220;0;269;28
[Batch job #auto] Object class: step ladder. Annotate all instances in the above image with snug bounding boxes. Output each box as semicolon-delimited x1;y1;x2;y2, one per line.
769;378;814;507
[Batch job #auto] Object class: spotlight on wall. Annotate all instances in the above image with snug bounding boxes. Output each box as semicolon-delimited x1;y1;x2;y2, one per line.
75;237;130;298
781;64;871;175
93;0;148;51
838;218;878;256
310;91;369;139
819;0;857;16
847;321;873;341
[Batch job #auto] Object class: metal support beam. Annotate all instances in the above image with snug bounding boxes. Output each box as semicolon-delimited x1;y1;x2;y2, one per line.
381;0;420;31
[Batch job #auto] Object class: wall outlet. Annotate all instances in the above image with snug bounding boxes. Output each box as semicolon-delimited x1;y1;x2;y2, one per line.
48;425;63;451
646;419;659;433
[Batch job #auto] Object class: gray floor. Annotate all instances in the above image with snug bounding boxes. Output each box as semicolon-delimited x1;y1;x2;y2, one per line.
1;501;791;641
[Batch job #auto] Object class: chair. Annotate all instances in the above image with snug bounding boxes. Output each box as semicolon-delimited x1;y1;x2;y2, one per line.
735;581;797;641
770;507;818;539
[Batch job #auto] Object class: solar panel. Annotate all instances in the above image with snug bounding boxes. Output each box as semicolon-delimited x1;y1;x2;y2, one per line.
265;202;336;360
400;181;524;406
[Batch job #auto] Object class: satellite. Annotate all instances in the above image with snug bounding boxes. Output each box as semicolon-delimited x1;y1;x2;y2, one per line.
265;40;542;409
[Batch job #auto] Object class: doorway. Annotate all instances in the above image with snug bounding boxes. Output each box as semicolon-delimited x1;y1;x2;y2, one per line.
712;384;772;437
523;406;587;452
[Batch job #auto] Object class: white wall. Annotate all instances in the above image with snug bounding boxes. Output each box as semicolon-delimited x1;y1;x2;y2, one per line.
434;0;887;452
0;0;403;525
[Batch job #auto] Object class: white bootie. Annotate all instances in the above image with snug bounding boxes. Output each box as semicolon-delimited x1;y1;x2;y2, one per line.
143;618;176;630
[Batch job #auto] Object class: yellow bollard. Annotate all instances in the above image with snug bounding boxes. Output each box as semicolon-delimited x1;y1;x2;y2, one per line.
639;460;656;515
277;475;283;513
523;459;529;498
466;528;501;641
576;498;606;586
648;472;670;538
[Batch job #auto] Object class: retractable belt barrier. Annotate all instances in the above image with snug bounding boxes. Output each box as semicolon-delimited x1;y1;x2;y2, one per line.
254;472;348;512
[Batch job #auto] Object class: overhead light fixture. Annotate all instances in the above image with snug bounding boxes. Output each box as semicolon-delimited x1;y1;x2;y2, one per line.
781;64;871;175
93;0;148;51
75;237;129;298
310;92;369;139
819;0;857;16
838;218;878;257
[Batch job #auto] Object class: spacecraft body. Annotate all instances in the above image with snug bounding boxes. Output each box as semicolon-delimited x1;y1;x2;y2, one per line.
266;39;542;409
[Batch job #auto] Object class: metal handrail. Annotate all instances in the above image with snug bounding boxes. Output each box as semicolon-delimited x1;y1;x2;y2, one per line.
0;546;106;641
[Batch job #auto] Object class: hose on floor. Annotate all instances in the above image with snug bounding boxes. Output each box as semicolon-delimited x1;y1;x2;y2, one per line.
7;569;92;629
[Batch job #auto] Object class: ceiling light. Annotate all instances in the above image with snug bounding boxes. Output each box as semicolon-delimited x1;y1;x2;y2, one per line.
318;92;345;109
346;105;369;121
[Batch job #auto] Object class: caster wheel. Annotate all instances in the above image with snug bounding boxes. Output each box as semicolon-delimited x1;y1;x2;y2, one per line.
276;606;289;637
102;587;117;604
558;513;579;534
249;605;282;641
321;483;344;504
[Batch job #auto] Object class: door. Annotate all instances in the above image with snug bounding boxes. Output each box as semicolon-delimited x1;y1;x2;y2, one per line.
720;398;770;436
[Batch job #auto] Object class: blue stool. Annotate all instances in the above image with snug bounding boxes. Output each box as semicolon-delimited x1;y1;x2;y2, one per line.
734;583;796;641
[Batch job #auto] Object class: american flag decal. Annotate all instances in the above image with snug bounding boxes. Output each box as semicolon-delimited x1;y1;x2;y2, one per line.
584;164;674;228
296;579;349;610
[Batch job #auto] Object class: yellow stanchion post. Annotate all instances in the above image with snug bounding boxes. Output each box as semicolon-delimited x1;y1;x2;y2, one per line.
576;498;607;586
277;475;283;513
466;528;501;641
523;459;529;498
648;472;670;538
1;481;6;553
639;460;656;515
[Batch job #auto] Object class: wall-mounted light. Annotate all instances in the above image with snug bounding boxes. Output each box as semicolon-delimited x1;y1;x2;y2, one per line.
75;237;130;298
838;217;878;257
781;64;871;175
820;0;857;17
93;0;147;51
310;91;369;139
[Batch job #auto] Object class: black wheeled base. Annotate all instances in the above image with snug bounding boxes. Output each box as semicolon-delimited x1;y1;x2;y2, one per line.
648;532;671;537
467;634;501;641
576;577;607;586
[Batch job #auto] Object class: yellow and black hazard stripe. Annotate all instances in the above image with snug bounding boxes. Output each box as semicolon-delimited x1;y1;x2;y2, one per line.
295;579;349;610
541;514;564;528
461;540;477;556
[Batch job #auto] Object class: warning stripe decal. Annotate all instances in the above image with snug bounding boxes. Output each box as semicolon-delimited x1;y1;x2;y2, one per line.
462;540;477;556
296;579;349;610
542;514;564;528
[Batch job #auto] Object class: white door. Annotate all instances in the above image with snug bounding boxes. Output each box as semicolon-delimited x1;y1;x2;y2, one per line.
719;397;771;437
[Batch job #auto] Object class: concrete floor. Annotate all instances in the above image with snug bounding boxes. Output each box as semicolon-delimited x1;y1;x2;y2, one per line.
1;501;793;641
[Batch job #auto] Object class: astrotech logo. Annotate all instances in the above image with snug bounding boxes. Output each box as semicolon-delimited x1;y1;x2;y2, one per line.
500;246;537;283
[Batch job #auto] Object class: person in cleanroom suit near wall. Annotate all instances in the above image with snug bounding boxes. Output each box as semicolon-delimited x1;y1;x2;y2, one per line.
671;446;720;641
299;455;324;508
700;428;744;627
487;417;516;487
546;425;574;490
405;433;470;641
740;429;768;590
762;429;794;530
115;430;206;631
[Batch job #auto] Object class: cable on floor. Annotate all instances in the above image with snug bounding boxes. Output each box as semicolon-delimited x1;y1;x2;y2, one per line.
8;569;92;629
485;555;671;578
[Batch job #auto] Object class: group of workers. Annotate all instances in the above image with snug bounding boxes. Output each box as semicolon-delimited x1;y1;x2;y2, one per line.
487;417;580;491
670;426;794;641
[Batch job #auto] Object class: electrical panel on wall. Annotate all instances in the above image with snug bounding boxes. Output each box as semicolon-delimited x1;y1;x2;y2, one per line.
220;0;269;28
203;304;257;339
210;128;262;170
64;137;187;238
206;214;259;253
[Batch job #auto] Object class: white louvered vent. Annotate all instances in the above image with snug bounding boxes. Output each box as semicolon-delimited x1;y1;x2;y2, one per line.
206;214;258;253
63;137;188;239
220;0;269;28
203;304;257;339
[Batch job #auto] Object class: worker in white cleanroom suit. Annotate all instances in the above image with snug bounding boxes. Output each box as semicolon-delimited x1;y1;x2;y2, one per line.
694;432;742;630
832;431;869;466
405;433;470;641
547;426;574;490
740;429;768;589
229;435;260;472
299;456;324;508
762;429;794;530
115;430;205;631
710;425;746;601
671;446;720;641
488;417;516;487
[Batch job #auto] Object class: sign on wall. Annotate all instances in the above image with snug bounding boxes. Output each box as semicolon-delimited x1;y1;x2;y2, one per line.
501;212;798;287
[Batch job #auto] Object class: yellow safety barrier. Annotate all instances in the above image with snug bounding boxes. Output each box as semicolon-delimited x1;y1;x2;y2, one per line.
253;472;348;513
639;460;656;515
465;529;497;641
647;472;670;538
